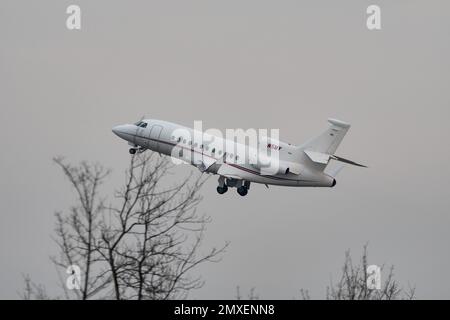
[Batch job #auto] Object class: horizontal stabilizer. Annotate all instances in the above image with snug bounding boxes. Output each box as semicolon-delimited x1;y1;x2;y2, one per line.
304;149;367;168
304;150;330;164
330;155;367;168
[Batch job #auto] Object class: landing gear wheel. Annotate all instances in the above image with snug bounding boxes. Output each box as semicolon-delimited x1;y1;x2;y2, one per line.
237;186;248;196
129;148;136;155
217;185;228;194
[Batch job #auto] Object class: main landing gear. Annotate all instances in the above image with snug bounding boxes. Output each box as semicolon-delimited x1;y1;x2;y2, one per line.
237;185;248;196
216;176;228;195
216;177;250;196
217;185;228;194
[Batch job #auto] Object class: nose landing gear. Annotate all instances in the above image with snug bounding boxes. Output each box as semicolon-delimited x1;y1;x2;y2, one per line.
129;147;146;155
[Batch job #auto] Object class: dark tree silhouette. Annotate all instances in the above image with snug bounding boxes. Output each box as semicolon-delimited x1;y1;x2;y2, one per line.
302;245;415;300
235;245;415;300
25;153;227;299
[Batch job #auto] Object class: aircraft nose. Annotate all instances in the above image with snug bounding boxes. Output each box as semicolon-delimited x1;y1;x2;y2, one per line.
112;124;137;143
112;124;130;140
112;125;123;136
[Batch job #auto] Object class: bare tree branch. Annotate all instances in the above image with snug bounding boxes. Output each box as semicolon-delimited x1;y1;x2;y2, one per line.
24;153;226;300
324;244;415;300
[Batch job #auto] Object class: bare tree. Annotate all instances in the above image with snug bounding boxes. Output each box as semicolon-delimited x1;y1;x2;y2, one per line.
325;244;415;300
235;286;259;300
51;157;110;299
30;153;226;300
21;274;50;300
236;245;416;300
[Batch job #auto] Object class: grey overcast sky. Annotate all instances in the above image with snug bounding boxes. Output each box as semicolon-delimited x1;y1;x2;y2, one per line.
1;0;449;299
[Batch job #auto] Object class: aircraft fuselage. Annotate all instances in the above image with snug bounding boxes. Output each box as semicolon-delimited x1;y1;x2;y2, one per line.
112;119;335;193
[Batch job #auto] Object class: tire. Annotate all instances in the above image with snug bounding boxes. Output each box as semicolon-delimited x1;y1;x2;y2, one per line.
237;186;248;196
217;185;228;194
129;148;136;155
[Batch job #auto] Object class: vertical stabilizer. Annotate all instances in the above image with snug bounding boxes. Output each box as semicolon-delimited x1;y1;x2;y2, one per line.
300;118;350;155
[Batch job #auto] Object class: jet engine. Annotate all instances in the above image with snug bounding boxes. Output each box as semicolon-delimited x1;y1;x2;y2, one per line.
253;159;301;176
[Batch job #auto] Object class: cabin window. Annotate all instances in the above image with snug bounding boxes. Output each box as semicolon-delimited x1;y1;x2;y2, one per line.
177;137;182;143
212;148;216;153
139;122;147;128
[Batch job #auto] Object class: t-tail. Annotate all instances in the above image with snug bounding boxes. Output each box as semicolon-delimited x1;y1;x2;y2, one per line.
298;118;367;172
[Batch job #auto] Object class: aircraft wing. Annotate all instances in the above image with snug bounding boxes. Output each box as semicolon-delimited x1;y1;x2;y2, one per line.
219;174;243;180
193;156;217;172
216;164;244;180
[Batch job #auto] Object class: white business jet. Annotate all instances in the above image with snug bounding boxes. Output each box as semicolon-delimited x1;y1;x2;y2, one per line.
112;119;366;196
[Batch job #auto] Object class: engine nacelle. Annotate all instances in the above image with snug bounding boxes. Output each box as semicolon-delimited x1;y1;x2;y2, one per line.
272;162;291;175
252;159;298;175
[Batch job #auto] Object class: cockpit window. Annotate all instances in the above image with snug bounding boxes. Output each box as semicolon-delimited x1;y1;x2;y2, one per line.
134;121;147;128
